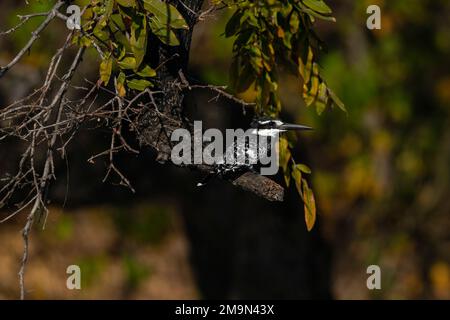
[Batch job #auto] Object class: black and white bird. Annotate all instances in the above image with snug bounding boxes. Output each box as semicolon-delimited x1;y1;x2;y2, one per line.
197;117;312;186
248;117;313;137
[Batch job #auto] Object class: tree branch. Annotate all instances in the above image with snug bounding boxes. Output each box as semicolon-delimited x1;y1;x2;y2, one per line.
0;1;65;79
134;0;285;202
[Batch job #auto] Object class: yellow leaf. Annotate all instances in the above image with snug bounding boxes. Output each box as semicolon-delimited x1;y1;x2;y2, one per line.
277;27;285;38
304;63;320;107
302;179;316;231
99;57;113;85
116;72;126;97
117;84;126;97
299;47;314;84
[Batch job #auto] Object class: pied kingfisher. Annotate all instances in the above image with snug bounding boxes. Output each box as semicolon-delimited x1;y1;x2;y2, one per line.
197;117;312;186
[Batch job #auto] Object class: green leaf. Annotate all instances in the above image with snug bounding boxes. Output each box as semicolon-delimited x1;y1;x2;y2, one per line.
113;29;132;52
143;0;189;30
117;56;137;70
93;29;110;42
303;7;336;22
110;14;126;31
130;14;147;68
116;0;136;7
304;63;320;106
299;47;314;84
78;35;92;48
127;78;153;91
137;65;157;78
241;10;259;28
93;17;110;41
282;30;293;49
149;18;180;46
99;57;113;85
297;164;312;174
104;0;114;18
117;3;134;18
316;82;328;115
290;11;300;33
302;0;332;15
225;10;242;37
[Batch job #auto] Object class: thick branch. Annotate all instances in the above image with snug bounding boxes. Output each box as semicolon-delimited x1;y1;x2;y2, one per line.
233;172;284;201
136;0;284;202
193;164;285;202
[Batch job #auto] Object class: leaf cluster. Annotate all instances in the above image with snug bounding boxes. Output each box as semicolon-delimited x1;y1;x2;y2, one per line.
74;0;188;96
222;0;346;229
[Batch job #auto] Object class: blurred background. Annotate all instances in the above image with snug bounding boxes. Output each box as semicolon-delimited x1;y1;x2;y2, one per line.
0;0;449;299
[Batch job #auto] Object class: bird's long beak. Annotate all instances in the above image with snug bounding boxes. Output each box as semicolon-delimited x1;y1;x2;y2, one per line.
278;123;313;131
